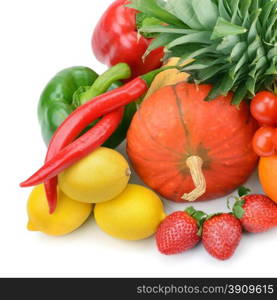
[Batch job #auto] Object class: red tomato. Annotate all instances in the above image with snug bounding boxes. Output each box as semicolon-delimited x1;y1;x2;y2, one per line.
252;126;276;157
273;129;277;150
250;91;277;126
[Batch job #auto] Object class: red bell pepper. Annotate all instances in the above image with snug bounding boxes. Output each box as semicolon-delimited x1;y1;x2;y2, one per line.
92;0;164;79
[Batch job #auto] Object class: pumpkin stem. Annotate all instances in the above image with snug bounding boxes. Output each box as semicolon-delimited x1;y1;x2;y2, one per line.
181;156;206;202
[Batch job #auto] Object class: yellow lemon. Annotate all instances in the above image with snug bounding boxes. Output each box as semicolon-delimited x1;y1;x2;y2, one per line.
58;147;130;203
27;185;92;236
94;184;166;241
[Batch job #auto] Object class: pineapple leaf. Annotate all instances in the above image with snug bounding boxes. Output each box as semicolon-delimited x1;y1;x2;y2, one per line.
229;41;248;62
247;35;261;58
191;0;218;29
183;57;226;71
211;17;247;40
218;0;231;21
140;25;197;35
230;0;241;25
144;33;181;58
242;11;250;28
167;44;200;61
246;76;256;95
216;35;240;54
190;64;229;83
260;1;276;30
165;0;203;29
265;14;277;42
265;56;277;76
267;47;277;60
229;53;248;78
231;84;248;105
211;73;235;98
127;0;183;26
250;0;260;12
248;9;262;43
239;0;252;20
223;0;233;16
178;44;218;64
167;31;212;49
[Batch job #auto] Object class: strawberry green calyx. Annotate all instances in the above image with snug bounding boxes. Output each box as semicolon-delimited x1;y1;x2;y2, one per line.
185;207;225;236
229;186;251;219
129;0;277;104
232;199;245;219
237;186;251;197
185;206;207;236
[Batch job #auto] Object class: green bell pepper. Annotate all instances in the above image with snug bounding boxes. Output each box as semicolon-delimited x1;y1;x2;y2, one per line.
38;64;137;148
38;66;98;144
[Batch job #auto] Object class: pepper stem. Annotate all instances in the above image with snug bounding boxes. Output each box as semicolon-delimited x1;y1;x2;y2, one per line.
181;156;206;202
76;63;131;106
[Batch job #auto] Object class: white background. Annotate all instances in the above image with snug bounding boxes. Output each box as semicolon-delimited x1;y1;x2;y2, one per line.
0;0;276;277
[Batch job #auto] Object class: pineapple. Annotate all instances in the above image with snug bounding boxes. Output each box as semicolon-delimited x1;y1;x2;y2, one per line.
128;0;277;103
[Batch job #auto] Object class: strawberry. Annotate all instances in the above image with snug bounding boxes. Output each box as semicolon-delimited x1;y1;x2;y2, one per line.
232;188;277;233
202;213;242;261
156;207;205;255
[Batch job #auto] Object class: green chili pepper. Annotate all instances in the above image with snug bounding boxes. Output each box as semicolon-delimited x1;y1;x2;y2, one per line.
38;63;136;148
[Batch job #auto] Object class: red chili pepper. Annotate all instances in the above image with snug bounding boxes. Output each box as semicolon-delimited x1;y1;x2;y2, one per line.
43;63;132;214
44;108;124;213
92;0;163;79
20;66;177;188
20;80;146;188
22;108;124;191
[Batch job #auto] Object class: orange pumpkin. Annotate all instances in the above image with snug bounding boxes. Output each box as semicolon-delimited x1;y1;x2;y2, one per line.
127;83;258;202
258;156;277;204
